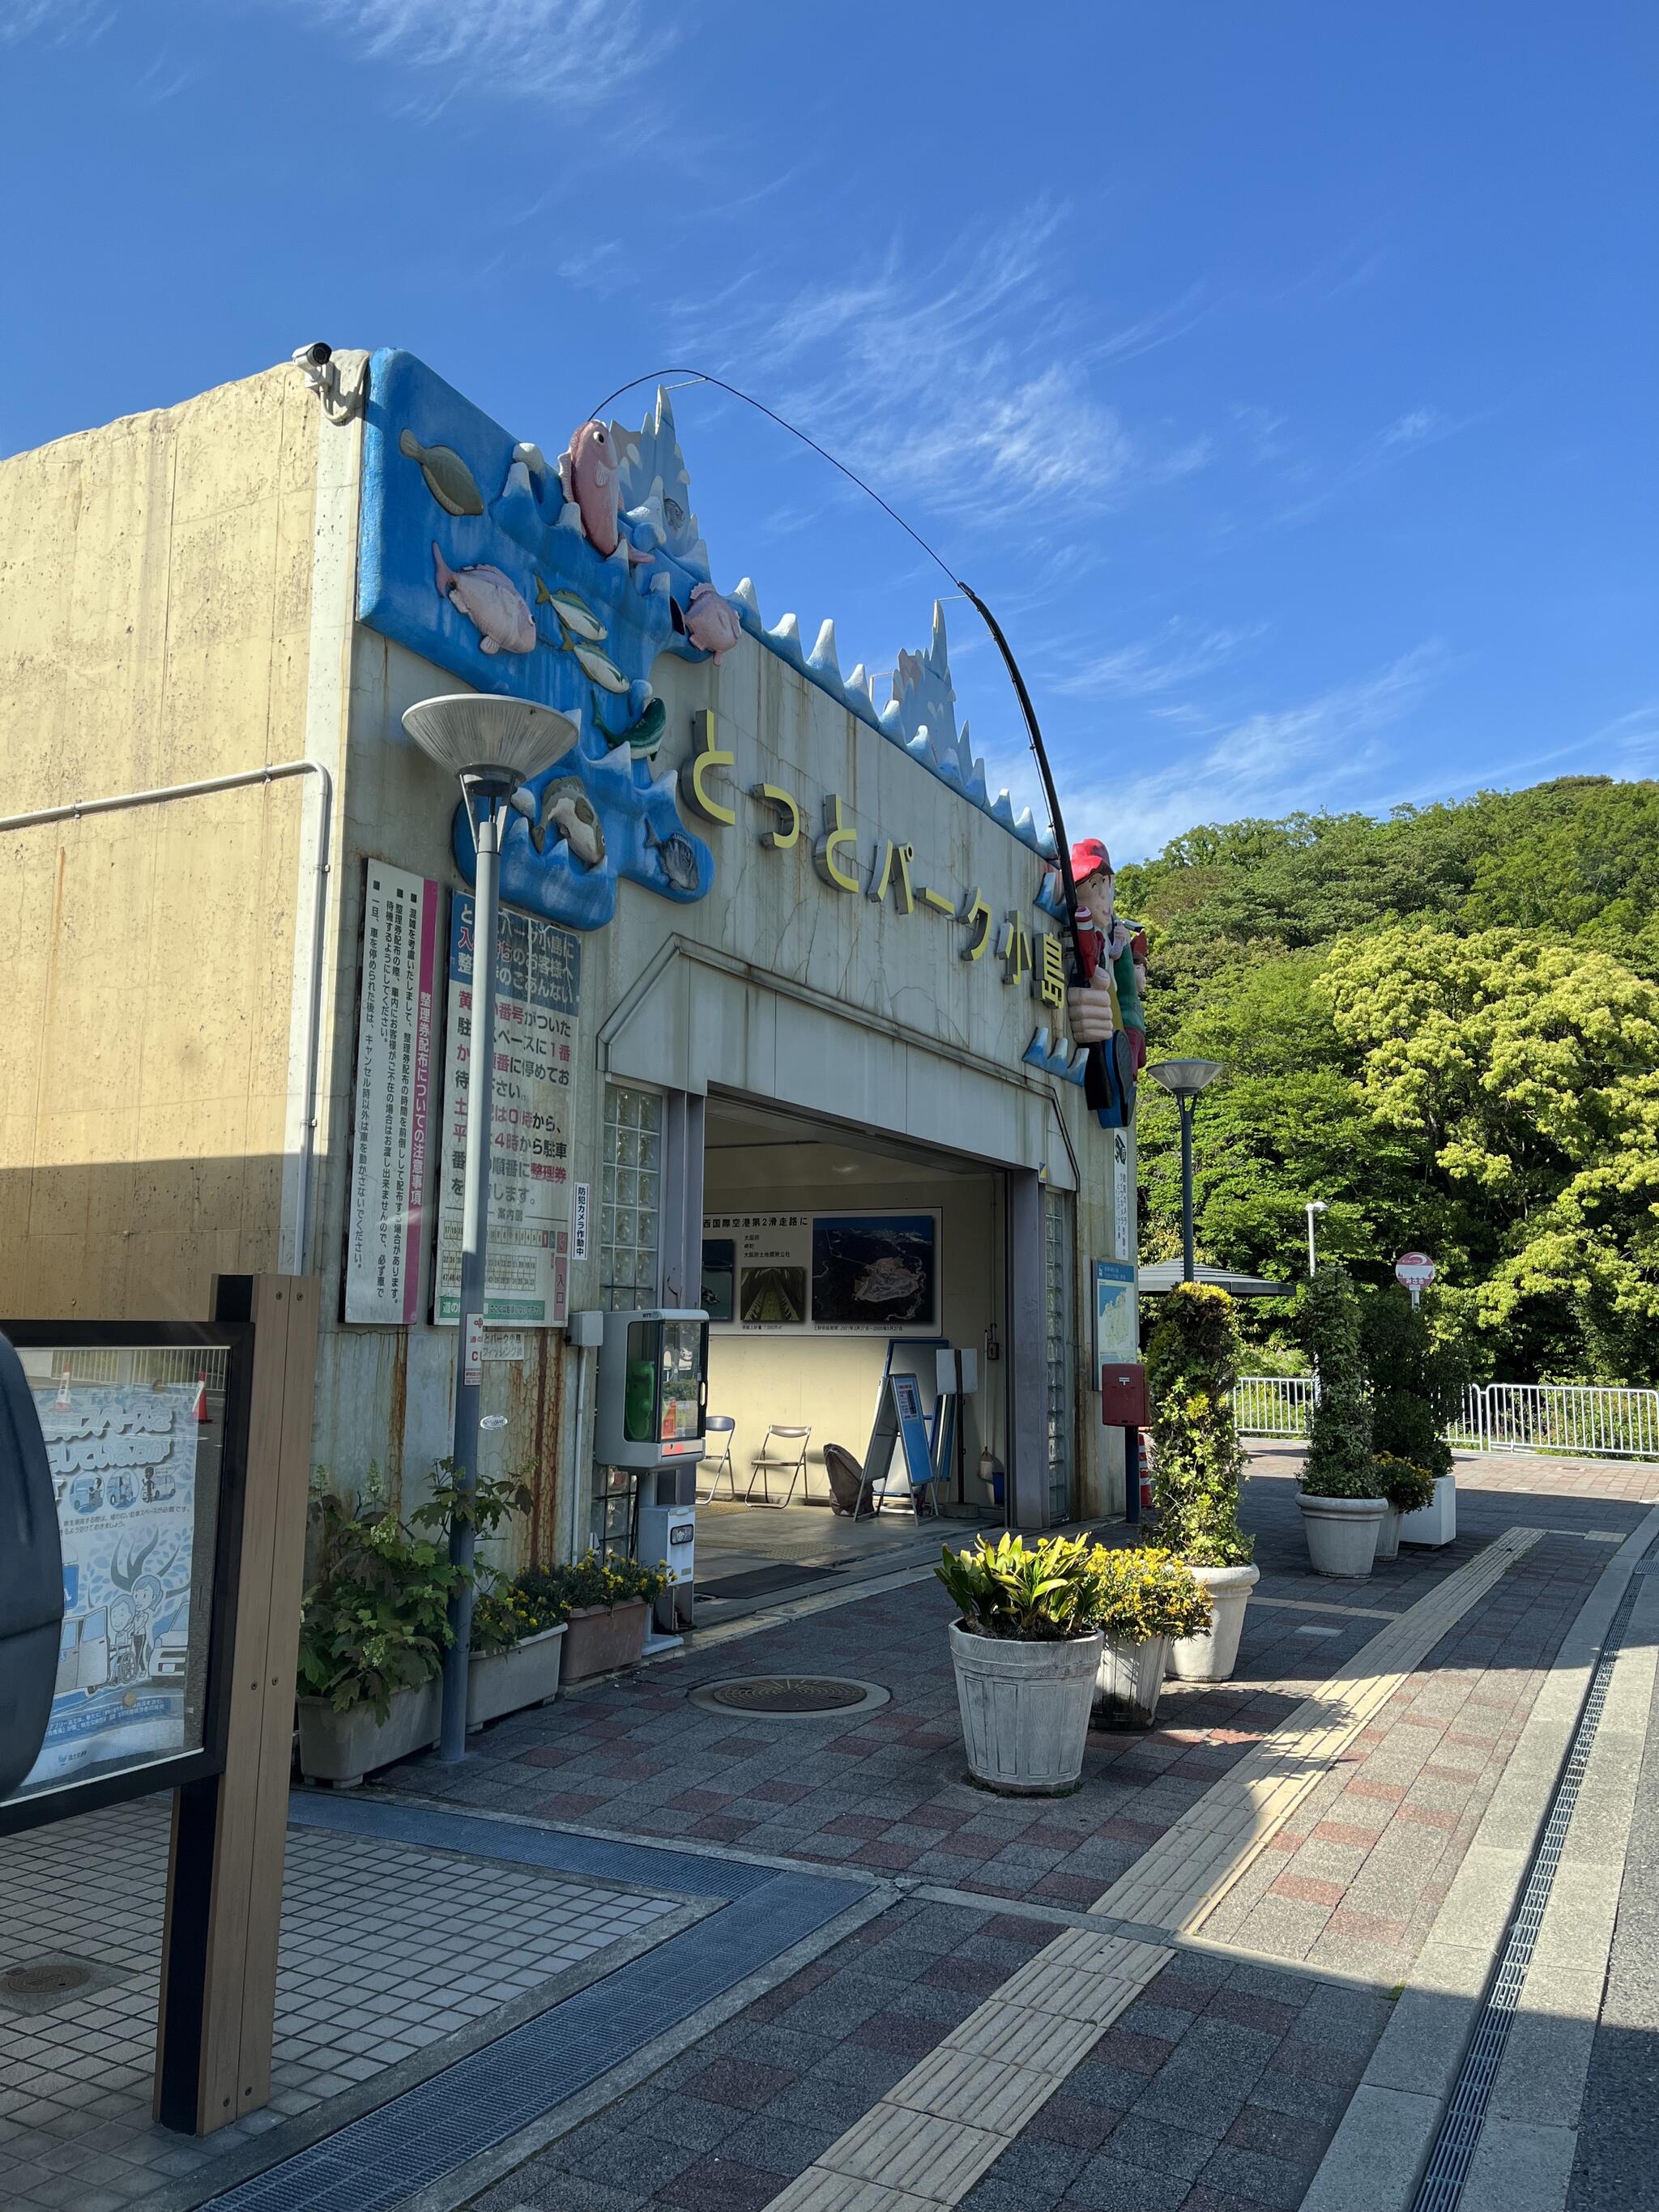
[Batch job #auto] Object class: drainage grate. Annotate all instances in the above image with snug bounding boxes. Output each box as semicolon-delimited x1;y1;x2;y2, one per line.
1412;1554;1650;2212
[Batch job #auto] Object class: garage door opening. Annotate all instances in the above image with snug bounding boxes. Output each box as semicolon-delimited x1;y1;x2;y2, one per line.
693;1094;1011;1615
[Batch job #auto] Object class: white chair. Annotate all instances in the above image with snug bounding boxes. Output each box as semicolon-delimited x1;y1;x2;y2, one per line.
745;1424;812;1507
702;1414;736;1500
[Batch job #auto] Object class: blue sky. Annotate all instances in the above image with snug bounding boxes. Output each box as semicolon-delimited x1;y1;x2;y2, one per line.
3;2;1654;859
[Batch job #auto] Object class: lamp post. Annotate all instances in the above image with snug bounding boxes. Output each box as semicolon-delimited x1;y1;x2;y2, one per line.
1146;1059;1224;1283
1305;1200;1328;1279
402;694;580;1762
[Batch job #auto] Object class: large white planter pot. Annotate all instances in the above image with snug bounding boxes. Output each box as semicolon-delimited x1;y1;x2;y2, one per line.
467;1624;566;1731
1400;1474;1456;1548
948;1622;1103;1796
297;1678;439;1788
1169;1563;1260;1682
1299;1494;1386;1579
1374;1506;1403;1562
1094;1634;1174;1728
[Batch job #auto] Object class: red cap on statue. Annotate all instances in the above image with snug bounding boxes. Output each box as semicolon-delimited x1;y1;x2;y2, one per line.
1070;837;1112;884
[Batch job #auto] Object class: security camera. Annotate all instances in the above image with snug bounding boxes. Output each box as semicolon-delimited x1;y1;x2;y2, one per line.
292;341;336;399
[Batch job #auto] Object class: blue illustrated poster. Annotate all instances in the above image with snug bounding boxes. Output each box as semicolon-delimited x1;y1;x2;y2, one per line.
17;1378;204;1798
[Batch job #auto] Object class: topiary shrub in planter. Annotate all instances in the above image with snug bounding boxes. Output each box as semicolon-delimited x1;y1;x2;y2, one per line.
1298;1268;1385;1577
1364;1285;1465;1548
1370;1454;1436;1560
1145;1283;1257;1681
936;1533;1108;1795
516;1552;669;1682
1090;1548;1212;1729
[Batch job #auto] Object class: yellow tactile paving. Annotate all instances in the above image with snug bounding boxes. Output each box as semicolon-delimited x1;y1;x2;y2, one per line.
1091;1526;1542;1934
764;1929;1170;2210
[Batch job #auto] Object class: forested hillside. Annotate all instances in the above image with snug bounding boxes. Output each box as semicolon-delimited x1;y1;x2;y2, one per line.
1115;778;1659;1383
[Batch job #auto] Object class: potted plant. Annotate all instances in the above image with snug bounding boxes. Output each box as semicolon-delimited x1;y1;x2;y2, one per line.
1091;1548;1213;1728
1363;1285;1465;1548
464;1573;567;1728
1298;1267;1386;1577
936;1532;1107;1795
516;1552;668;1683
1145;1283;1258;1681
1371;1454;1437;1562
296;1478;462;1786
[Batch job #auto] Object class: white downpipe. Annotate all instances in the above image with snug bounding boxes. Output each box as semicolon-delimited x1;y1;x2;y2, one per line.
0;761;334;1270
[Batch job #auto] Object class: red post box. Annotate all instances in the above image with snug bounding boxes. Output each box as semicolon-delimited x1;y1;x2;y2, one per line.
1100;1362;1149;1427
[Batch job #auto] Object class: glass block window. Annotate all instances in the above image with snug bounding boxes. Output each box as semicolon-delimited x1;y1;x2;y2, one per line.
599;1084;662;1311
592;1084;663;1555
1043;1188;1076;1524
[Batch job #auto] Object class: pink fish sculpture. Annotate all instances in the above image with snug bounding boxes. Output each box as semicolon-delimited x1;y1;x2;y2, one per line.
557;420;650;561
684;582;742;662
433;543;535;655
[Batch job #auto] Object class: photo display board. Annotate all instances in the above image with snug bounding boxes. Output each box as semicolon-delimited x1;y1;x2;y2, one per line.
702;1211;941;1335
7;1349;224;1807
344;863;441;1324
1093;1259;1140;1374
437;895;582;1328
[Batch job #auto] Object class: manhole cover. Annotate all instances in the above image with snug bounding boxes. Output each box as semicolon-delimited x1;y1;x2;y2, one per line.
689;1675;891;1720
2;1962;90;1998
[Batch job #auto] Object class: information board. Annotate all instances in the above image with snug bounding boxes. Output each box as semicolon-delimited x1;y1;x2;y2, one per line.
14;1366;215;1801
701;1210;940;1334
345;863;441;1324
436;894;581;1328
1093;1259;1139;1376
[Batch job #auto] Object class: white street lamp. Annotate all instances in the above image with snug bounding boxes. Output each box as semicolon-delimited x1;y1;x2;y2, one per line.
1306;1200;1328;1279
1146;1059;1224;1283
402;694;580;1762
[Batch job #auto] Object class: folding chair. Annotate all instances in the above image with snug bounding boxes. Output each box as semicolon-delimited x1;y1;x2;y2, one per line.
701;1414;736;1500
745;1424;812;1507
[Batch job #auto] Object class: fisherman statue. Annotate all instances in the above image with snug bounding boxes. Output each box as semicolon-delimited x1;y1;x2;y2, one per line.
1064;837;1147;1129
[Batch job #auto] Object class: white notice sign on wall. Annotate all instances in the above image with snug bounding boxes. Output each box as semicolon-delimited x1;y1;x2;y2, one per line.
345;863;441;1324
436;894;582;1329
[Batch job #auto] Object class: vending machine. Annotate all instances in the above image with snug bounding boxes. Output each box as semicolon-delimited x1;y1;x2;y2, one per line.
594;1310;708;1631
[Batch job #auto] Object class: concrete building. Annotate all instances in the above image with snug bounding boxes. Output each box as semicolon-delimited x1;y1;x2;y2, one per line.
0;348;1137;1575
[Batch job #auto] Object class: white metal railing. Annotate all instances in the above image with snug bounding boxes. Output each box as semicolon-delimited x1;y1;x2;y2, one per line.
1457;1383;1659;1461
1232;1375;1316;1438
1234;1375;1659;1461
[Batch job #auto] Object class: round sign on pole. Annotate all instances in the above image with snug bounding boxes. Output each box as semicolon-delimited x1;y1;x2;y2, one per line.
1395;1251;1436;1306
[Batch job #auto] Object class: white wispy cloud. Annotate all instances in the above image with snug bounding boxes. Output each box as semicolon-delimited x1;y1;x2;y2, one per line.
271;0;674;111
1052;619;1266;700
0;1;109;41
1058;644;1446;861
669;203;1210;532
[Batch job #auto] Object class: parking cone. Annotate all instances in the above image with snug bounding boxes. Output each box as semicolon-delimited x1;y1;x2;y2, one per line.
192;1373;209;1423
55;1370;71;1410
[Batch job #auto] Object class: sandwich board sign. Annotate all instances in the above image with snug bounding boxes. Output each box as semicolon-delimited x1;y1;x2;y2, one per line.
864;1370;938;1511
1394;1251;1436;1308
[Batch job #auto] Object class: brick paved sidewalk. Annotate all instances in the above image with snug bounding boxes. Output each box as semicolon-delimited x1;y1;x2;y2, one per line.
368;1453;1654;2212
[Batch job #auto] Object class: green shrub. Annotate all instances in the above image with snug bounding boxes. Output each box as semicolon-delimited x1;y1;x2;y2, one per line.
1300;1267;1375;1490
1372;1453;1437;1514
515;1550;669;1621
1299;1460;1384;1501
297;1488;462;1718
1146;1283;1254;1566
1091;1547;1213;1644
936;1532;1106;1641
1362;1286;1456;1479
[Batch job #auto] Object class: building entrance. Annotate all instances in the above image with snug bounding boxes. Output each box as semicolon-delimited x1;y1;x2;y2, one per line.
691;1095;1010;1620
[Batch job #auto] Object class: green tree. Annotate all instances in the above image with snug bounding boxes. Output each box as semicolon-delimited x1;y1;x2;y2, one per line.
1145;1284;1253;1566
1361;1285;1462;1478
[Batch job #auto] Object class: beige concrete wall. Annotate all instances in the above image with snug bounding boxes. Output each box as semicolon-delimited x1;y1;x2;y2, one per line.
0;366;329;1318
